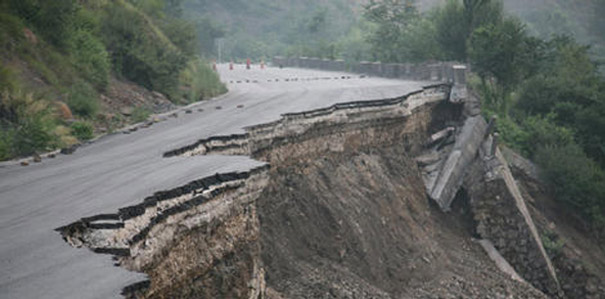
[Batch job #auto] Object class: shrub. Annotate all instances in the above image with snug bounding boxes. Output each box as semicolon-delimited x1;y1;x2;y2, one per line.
157;18;198;57
0;129;15;161
0;12;26;53
535;143;605;229
70;121;94;141
67;81;99;118
179;58;227;104
494;114;574;159
25;0;79;48
131;106;151;123
1;91;60;156
0;64;19;93
101;1;188;100
522;115;574;157
541;230;565;259
12;111;57;155
68;30;110;89
493;115;530;156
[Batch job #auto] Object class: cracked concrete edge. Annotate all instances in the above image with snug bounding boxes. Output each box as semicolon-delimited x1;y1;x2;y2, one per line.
164;83;451;159
55;163;270;296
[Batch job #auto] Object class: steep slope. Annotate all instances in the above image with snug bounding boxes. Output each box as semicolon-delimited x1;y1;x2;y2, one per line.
258;146;545;298
0;0;223;161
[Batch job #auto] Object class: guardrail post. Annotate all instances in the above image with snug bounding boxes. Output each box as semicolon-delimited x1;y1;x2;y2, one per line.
453;65;467;86
300;57;308;68
430;64;440;81
335;60;345;72
372;62;382;76
450;65;468;103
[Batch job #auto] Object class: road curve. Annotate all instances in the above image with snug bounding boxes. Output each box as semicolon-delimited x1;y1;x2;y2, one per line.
0;65;429;299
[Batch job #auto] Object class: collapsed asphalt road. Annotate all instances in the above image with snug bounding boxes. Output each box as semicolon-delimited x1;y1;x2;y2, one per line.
0;64;429;299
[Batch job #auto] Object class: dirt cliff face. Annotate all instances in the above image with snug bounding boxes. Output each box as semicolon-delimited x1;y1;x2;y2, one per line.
254;102;545;298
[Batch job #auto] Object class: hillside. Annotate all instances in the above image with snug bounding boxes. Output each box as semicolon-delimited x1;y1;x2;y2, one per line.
0;0;225;161
417;0;605;63
185;0;605;67
502;0;605;64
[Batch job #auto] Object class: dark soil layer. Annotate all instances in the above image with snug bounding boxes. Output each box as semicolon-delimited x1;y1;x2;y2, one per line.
257;145;546;298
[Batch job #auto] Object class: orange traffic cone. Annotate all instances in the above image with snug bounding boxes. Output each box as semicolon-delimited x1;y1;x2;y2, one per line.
246;58;251;70
229;61;234;70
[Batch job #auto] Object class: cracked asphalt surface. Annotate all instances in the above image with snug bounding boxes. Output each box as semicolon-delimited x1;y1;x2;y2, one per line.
0;65;429;299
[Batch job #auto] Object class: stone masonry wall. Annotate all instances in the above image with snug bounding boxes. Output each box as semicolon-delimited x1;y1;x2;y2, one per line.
464;146;561;296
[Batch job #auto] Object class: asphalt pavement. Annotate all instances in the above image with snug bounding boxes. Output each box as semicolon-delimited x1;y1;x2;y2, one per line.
0;64;429;299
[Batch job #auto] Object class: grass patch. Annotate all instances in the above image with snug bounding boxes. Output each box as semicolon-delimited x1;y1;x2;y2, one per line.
0;91;61;158
67;81;99;118
541;230;565;259
70;121;94;141
131;106;151;123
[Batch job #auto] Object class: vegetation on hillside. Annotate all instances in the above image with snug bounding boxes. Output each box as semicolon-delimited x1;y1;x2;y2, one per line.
190;0;604;239
0;0;225;161
358;0;605;237
501;0;605;71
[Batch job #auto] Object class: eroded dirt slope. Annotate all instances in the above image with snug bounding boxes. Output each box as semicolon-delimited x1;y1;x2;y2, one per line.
257;141;545;298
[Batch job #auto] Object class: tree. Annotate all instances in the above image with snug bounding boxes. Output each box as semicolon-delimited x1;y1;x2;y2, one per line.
434;0;466;60
14;0;79;48
363;0;425;62
536;143;605;231
469;18;542;114
194;17;225;56
434;0;502;61
463;0;502;37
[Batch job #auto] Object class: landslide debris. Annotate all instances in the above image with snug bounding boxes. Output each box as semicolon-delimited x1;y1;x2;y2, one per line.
257;145;546;299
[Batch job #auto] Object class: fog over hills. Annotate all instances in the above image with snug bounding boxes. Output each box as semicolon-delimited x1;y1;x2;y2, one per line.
184;0;604;64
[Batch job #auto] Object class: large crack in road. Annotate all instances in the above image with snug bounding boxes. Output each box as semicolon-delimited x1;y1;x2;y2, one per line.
54;82;449;297
0;65;430;298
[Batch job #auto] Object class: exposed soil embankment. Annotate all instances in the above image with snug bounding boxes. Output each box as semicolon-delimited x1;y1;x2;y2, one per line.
251;95;543;298
258;145;544;298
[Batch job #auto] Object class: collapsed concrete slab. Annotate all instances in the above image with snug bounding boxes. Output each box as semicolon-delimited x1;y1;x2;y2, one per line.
429;116;488;211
